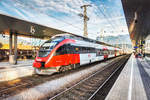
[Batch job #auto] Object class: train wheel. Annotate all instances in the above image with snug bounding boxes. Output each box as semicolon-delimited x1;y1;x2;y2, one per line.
59;64;80;72
59;65;71;72
72;63;80;69
58;66;65;72
33;68;36;74
34;68;41;75
71;64;76;69
75;63;80;68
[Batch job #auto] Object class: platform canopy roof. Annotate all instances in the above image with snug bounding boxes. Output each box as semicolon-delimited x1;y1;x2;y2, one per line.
0;13;116;48
0;13;69;39
121;0;150;46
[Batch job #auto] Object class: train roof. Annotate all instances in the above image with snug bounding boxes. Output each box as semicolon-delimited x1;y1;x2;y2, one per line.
52;33;121;49
51;33;71;39
107;46;115;50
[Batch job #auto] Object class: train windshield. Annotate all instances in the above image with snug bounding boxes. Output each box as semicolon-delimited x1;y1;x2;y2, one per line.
41;42;57;50
38;41;57;57
38;37;64;57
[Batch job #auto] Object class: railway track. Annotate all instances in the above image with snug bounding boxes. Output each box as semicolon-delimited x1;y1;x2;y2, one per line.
0;55;127;99
46;55;130;100
0;73;66;99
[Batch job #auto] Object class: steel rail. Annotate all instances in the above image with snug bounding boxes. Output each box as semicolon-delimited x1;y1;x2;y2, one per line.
88;56;128;100
49;56;126;100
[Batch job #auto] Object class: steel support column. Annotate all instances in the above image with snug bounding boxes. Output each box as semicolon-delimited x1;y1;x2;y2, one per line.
9;32;12;55
9;31;18;64
9;32;13;64
14;33;17;64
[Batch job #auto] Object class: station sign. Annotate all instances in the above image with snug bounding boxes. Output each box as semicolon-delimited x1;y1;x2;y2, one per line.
30;25;35;34
140;45;143;47
141;41;145;44
134;46;138;49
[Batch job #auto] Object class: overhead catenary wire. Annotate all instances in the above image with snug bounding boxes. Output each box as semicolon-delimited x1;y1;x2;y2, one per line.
13;0;83;32
84;1;119;34
84;3;117;35
99;0;121;29
98;0;126;34
96;7;117;30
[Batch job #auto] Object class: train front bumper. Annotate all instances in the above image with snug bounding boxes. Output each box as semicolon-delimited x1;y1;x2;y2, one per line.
34;68;57;75
33;61;61;75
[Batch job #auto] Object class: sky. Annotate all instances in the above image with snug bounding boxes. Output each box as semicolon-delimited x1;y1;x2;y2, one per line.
0;0;129;40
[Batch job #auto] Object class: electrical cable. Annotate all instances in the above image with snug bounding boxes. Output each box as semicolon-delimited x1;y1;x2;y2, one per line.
13;0;83;31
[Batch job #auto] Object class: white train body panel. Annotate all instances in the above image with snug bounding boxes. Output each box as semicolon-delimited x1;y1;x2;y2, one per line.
80;53;104;65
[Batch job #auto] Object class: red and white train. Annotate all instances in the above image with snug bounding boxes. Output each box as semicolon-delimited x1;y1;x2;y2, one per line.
33;34;123;75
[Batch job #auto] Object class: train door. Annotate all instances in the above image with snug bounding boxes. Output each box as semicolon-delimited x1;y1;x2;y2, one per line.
96;49;103;61
66;44;74;65
69;45;80;67
63;44;70;65
80;47;89;65
115;49;117;56
103;49;108;59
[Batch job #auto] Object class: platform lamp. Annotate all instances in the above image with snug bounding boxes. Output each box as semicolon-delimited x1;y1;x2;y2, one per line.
1;31;5;38
134;12;138;23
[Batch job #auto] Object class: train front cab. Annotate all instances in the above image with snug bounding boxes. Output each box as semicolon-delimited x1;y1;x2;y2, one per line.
46;43;80;70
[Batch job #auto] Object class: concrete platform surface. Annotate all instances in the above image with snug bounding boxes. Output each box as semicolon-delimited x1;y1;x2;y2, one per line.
0;60;34;82
106;54;150;100
0;60;34;69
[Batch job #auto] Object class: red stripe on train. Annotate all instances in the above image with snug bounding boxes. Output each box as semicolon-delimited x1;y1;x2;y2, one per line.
45;54;80;68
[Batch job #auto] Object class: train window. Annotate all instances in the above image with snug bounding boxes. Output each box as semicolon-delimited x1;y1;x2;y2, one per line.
89;47;91;53
93;48;96;53
81;47;84;53
89;48;91;53
56;46;63;55
63;45;67;54
85;47;87;53
70;45;75;54
75;47;79;51
96;49;99;56
56;44;69;55
111;50;115;54
83;47;86;53
96;49;103;56
86;47;88;53
91;48;93;53
66;44;73;54
56;46;64;55
109;50;111;54
78;47;82;53
101;50;104;55
100;49;103;55
86;47;89;53
75;47;79;53
66;44;69;53
72;46;78;54
38;50;50;57
103;50;108;55
107;50;110;54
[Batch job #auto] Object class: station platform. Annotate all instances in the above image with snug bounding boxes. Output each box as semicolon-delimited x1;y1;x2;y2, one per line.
0;60;33;69
0;60;34;82
106;54;150;100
